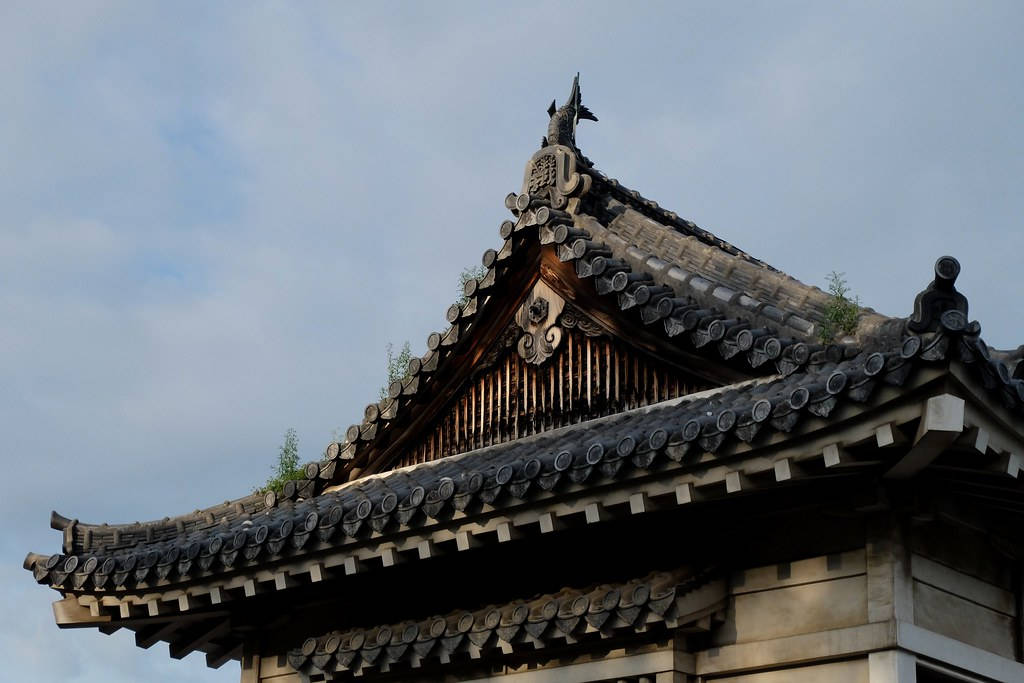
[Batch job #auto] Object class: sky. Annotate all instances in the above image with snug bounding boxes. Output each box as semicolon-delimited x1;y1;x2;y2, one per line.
2;2;1022;681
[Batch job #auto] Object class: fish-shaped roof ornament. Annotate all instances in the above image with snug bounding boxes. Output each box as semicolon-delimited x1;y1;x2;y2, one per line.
543;73;598;152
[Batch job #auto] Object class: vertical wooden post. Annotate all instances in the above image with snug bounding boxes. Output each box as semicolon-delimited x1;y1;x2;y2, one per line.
866;512;913;625
240;642;260;683
868;650;917;682
1015;560;1024;662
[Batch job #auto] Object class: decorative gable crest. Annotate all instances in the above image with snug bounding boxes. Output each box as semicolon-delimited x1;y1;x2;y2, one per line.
519;75;598;212
514;282;606;365
515;281;566;365
522;145;591;211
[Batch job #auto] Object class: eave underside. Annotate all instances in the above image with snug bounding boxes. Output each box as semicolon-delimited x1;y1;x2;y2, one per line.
37;360;1024;669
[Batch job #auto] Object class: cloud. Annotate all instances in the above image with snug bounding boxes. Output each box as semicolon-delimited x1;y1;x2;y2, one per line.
3;2;1023;680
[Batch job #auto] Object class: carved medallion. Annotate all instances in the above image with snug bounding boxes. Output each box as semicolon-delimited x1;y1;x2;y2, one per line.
521;145;591;211
528;153;557;194
475;322;522;373
558;303;604;337
516;281;565;365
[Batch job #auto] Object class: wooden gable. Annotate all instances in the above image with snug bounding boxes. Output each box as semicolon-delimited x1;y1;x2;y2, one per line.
336;134;815;483
391;286;718;470
358;241;750;478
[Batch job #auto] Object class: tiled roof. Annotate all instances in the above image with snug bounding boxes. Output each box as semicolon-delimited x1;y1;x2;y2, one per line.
24;80;1024;680
284;175;902;495
287;567;721;679
27;261;1024;593
188;121;900;495
24;72;1024;654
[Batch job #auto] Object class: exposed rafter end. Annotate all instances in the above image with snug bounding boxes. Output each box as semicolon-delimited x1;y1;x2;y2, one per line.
675;482;704;505
991;451;1022;479
725;471;751;494
886;394;965;479
629;492;650;514
169;619;230;660
874;423;908;448
584;502;607;524
136;621;181;650
206;642;242;669
53;596;110;628
417;539;439;559
496;521;522;543
957;426;990;454
455;531;480;552
274;571;298;591
773;457;804;482
343;556;362;576
822;443;850;469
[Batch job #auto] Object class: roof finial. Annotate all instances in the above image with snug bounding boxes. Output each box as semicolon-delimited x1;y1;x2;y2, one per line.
907;256;970;333
542;73;597;152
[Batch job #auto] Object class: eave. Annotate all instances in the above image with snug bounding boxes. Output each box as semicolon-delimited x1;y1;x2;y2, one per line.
30;322;1024;664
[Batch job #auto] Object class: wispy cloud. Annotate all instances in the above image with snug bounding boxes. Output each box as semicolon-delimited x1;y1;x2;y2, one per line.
4;2;1023;680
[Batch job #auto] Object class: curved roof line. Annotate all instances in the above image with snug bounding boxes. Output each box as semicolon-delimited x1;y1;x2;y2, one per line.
27;266;1024;587
291;158;902;492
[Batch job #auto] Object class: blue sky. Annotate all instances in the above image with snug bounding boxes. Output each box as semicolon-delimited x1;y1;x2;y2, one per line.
3;2;1022;680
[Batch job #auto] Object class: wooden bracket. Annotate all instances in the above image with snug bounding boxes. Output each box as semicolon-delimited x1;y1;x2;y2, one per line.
886;394;965;479
169;619;230;660
53;596;112;628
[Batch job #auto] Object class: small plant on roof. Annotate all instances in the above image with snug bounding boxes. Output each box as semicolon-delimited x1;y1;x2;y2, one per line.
819;271;860;344
261;427;305;494
457;264;487;306
379;341;412;401
374;264;484;403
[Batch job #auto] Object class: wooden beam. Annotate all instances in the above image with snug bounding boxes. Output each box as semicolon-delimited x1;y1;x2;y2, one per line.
897;621;1024;683
206;641;243;669
380;547;402;566
169;619;230;660
822;443;849;468
455;531;480;552
135;620;181;649
273;571;297;591
675;483;696;505
697;622;893;676
457;648;682;683
992;451;1023;479
875;423;907;448
417;539;437;559
773;458;794;482
584;502;607;524
887;394;965;479
956;426;990;454
496;521;521;543
725;471;750;494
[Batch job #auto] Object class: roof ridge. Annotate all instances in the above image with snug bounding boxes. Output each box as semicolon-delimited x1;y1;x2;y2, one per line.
583;166;775;270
